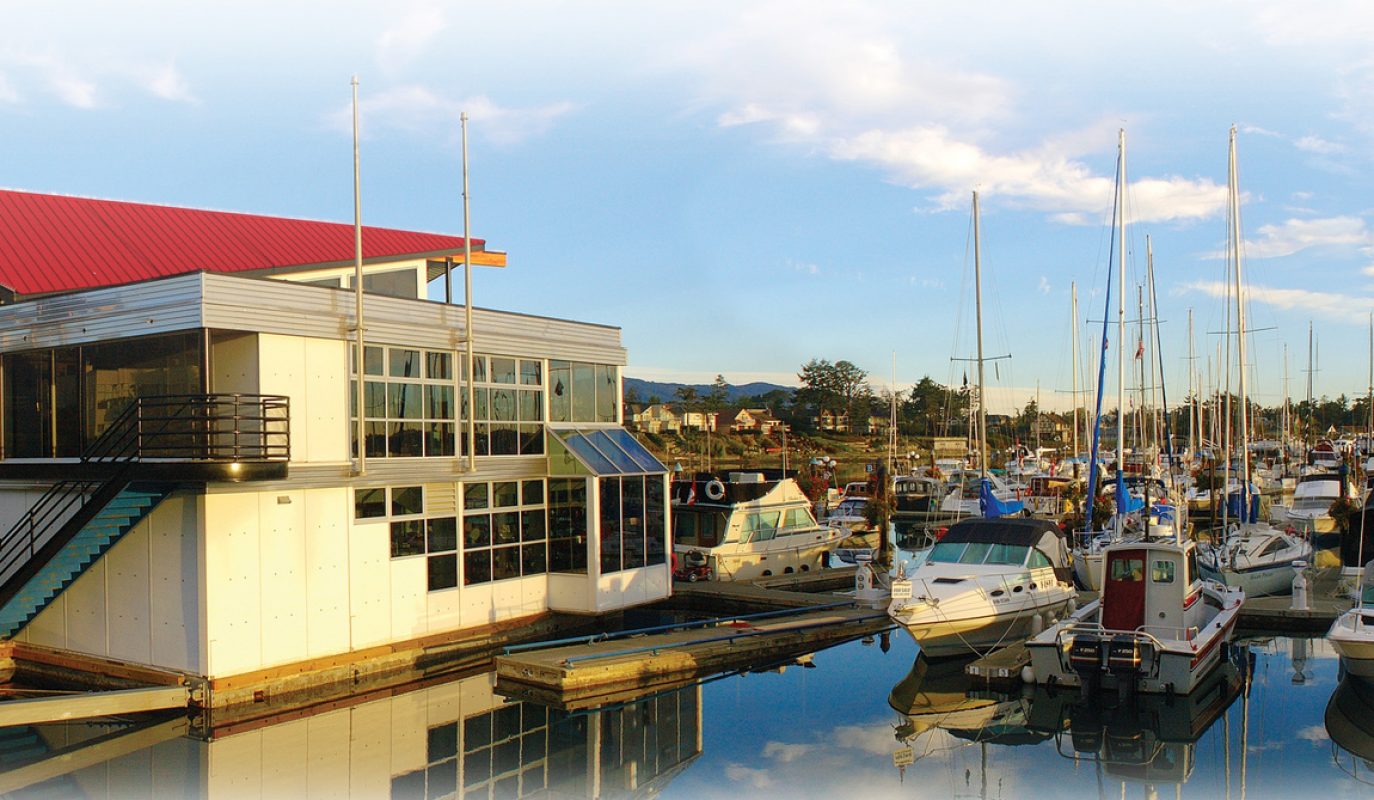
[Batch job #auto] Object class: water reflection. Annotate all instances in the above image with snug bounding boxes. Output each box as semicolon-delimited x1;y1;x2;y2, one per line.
888;650;1246;794
0;673;701;799
0;634;1366;799
1325;676;1374;787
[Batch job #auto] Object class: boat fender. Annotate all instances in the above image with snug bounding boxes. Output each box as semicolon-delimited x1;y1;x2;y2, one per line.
704;479;726;501
1030;613;1044;636
1066;598;1077;615
1021;665;1035;684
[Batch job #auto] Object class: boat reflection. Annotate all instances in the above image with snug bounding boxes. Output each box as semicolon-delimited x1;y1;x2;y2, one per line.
889;649;1245;791
1325;675;1374;787
0;671;702;798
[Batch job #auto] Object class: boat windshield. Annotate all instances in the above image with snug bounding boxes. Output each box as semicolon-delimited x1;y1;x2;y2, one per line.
673;508;729;548
927;540;1034;567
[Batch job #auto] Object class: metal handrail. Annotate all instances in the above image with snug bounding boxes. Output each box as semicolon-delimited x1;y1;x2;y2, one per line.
0;393;291;597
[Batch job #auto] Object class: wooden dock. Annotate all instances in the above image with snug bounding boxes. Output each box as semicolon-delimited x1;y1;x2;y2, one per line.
965;642;1029;687
1237;567;1353;632
494;604;889;709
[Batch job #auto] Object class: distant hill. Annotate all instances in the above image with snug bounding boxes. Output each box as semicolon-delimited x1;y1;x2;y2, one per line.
624;378;793;405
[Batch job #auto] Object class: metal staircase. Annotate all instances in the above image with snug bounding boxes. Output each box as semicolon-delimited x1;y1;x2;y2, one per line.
0;394;289;638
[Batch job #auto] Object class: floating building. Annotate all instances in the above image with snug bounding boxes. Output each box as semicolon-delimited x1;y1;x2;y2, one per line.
0;189;671;713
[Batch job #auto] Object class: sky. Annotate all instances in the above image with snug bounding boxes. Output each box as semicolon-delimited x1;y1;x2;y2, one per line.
4;1;1374;413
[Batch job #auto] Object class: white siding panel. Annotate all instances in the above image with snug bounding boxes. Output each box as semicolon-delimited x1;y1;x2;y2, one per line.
425;587;462;636
389;557;427;641
210;331;260;394
205;493;263;678
348;520;392;649
305;337;348;463
104;517;151;664
206;726;263;797
22;586;66;645
304;488;351;659
148;495;202;673
63;556;107;652
257;492;308;668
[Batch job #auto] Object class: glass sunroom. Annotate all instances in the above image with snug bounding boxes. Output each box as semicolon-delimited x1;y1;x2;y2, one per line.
546;427;670;612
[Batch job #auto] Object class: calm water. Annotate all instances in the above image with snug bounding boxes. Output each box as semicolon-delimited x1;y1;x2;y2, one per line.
1;632;1370;798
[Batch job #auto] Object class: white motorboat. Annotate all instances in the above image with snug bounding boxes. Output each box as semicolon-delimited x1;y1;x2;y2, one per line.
1197;523;1312;596
889;517;1077;658
1272;472;1353;533
1327;567;1374;679
670;472;847;581
1027;537;1244;694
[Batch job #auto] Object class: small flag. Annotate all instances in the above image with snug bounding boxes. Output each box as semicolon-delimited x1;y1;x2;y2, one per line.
687;485;697;505
1135;339;1144;359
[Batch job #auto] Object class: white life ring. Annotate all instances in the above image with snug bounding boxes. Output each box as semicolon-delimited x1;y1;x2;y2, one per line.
704;479;726;501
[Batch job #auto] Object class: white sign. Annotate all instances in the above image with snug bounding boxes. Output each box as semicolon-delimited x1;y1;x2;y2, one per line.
891;579;913;600
893;747;915;767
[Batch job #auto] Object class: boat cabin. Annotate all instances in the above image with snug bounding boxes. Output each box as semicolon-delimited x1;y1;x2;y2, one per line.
1100;541;1201;636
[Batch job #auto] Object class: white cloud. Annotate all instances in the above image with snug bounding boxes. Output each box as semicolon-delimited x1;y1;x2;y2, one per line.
143;63;196;104
1183;279;1374;324
724;764;773;789
831;126;1226;224
376;5;446;72
1243;216;1372;259
1296;724;1329;743
332;86;574;146
1294;134;1344;155
1038;276;1051;294
762;742;814;763
787;259;821;276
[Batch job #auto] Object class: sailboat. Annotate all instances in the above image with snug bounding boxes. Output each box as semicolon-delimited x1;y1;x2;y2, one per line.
888;191;1077;657
1197;126;1312;597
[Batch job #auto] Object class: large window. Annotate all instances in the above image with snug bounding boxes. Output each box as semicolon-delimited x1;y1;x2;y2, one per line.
2;332;202;459
357;485;461;591
548;478;588;574
462;355;544;456
462;480;547;585
548;361;618;424
598;475;667;574
352;345;456;459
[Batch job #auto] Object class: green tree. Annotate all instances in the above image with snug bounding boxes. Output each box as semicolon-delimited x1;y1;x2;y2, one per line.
706;374;730;411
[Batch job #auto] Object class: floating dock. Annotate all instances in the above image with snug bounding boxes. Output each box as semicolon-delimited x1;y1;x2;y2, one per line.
497;580;890;709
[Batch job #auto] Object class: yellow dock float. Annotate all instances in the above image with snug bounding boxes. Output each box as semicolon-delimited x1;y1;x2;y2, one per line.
494;603;890;708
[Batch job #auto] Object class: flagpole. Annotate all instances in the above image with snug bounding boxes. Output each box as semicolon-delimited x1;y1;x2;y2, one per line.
351;75;367;477
462;111;476;473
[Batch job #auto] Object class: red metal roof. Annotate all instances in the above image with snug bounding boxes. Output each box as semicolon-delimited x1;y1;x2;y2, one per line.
0;189;487;296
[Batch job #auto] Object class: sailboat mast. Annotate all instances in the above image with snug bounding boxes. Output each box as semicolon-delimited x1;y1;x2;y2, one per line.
1116;129;1127;539
973;190;989;479
1188;309;1197;457
1230;125;1251;518
1072;281;1081;462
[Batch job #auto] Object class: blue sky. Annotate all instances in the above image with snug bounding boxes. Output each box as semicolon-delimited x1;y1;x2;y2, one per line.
4;2;1374;412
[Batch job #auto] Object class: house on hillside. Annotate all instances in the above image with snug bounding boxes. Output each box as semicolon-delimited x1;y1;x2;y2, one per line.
814;409;851;433
630;403;682;434
0;189;670;711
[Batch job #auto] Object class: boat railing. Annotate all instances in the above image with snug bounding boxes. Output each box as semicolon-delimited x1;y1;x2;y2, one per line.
740;522;831;543
1137;624;1201;642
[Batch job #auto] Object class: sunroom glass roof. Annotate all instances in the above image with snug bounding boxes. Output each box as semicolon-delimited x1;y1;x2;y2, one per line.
548;427;666;476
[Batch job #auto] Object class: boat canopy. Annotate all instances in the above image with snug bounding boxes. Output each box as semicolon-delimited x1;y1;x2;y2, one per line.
547;426;666;477
939;518;1070;569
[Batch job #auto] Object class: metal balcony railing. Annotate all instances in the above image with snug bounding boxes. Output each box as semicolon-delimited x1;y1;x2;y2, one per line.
0;394;290;600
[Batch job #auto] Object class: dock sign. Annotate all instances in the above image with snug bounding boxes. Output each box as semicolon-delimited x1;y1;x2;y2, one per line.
891;579;913;600
893;747;915;767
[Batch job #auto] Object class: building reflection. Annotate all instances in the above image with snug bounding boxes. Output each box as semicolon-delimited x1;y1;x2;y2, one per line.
0;672;701;799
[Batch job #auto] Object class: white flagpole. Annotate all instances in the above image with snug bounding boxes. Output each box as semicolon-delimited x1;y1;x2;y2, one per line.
462;112;476;472
352;75;367;477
